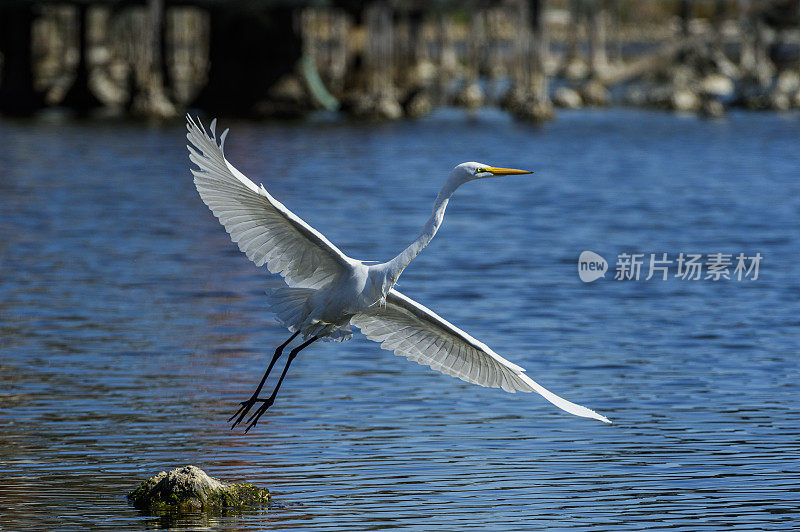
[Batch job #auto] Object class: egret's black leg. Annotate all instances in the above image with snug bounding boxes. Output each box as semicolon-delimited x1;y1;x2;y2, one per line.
243;335;319;432
229;331;300;428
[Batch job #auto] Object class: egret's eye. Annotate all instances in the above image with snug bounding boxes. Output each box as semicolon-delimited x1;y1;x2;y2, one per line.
476;167;490;174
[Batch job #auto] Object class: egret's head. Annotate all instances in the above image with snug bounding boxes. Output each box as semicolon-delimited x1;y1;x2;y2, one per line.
452;162;533;183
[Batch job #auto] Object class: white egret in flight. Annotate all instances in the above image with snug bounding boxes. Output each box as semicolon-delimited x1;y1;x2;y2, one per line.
187;116;611;432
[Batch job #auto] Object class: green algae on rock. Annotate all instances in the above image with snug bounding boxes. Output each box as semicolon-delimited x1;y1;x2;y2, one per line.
127;466;269;513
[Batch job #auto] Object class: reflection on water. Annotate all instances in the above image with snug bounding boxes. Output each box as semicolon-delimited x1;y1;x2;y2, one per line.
1;109;799;530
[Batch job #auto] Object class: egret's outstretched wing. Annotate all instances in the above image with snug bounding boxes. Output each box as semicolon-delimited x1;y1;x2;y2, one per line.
352;290;610;423
187;116;352;289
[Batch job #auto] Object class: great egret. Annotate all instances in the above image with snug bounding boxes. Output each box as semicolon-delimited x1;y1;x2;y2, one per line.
187;116;610;432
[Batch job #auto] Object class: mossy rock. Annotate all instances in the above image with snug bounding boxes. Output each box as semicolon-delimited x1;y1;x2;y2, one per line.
127;466;269;514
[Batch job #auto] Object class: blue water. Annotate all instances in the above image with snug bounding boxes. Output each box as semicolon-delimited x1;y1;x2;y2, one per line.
1;109;798;530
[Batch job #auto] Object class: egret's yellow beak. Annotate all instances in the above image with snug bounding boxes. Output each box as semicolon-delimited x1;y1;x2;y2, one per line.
487;167;533;176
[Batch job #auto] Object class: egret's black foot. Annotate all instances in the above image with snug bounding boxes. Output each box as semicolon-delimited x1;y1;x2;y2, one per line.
229;396;273;429
243;397;275;433
229;400;247;422
229;396;264;428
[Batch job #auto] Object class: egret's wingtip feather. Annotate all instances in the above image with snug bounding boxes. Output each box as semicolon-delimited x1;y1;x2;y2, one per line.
514;371;610;423
197;117;208;137
587;410;611;423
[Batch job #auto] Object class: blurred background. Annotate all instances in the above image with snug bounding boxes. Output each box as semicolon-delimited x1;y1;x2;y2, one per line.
1;0;800;120
2;1;800;531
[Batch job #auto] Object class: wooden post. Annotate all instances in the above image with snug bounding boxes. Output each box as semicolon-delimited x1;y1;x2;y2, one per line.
737;0;773;84
468;11;484;83
361;1;401;118
62;3;105;113
530;0;551;109
565;0;581;67
398;9;435;118
680;0;693;37
437;11;457;104
711;0;726;53
609;0;622;64
330;10;349;94
148;0;172;95
364;1;393;98
738;0;756;72
457;11;485;109
511;1;530;96
588;0;608;76
130;0;176;118
0;4;44;115
505;0;553;121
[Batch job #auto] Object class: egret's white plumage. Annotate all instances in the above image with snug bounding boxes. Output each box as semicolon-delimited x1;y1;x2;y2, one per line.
187;116;610;426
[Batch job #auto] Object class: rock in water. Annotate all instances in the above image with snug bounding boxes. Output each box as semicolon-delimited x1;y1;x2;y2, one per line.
579;80;610;107
455;82;485;109
670;89;701;112
553;87;583;109
127;466;269;513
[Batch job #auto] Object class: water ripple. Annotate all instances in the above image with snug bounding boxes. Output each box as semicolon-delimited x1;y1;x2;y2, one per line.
1;110;799;530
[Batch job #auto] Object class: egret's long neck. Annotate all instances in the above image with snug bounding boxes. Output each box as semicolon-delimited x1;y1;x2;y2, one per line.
381;175;463;290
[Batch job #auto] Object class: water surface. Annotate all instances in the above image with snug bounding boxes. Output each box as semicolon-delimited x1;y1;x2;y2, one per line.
1;109;799;530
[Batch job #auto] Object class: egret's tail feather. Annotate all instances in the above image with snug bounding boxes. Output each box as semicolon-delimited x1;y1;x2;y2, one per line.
265;286;315;332
264;286;354;342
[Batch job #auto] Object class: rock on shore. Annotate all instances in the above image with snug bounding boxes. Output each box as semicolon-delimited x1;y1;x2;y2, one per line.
127;466;270;513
